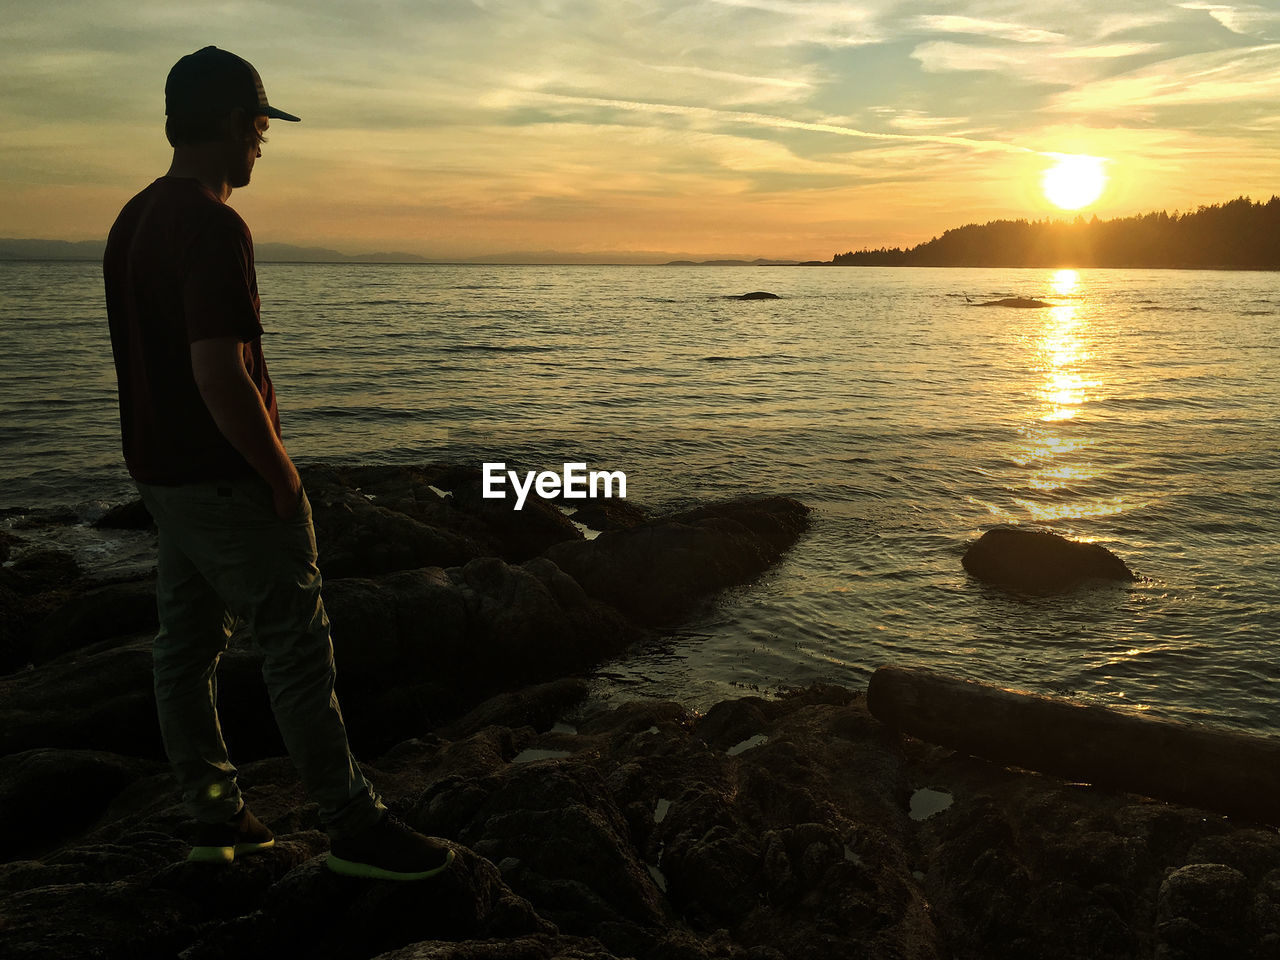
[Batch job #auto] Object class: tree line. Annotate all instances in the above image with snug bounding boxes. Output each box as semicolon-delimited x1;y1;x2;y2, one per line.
831;196;1280;269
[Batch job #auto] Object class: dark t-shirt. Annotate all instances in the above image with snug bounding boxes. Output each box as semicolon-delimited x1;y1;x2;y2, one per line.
103;177;281;485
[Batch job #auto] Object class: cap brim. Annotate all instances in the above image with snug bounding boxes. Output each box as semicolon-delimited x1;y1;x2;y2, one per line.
261;105;301;122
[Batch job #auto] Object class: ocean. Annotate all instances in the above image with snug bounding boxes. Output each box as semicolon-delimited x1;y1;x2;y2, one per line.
2;261;1277;732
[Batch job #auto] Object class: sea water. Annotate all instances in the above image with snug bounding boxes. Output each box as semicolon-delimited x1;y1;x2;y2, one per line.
1;261;1277;731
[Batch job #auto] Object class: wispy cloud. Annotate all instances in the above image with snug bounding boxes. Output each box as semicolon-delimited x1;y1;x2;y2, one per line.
1049;43;1280;113
516;90;1039;157
914;14;1065;44
1178;2;1280;37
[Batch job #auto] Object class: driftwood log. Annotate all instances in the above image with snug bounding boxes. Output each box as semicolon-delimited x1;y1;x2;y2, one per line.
867;664;1280;825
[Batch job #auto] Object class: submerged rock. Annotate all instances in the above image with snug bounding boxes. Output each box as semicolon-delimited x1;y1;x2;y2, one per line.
962;527;1136;591
732;291;781;300
974;297;1054;308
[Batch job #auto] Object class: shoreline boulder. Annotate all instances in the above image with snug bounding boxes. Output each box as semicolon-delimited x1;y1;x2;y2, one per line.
962;527;1136;591
545;496;810;625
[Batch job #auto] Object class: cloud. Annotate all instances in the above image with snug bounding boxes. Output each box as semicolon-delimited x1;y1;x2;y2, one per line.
1178;2;1280;37
910;37;1157;84
510;90;1038;157
706;0;888;46
1049;42;1280;114
914;14;1065;44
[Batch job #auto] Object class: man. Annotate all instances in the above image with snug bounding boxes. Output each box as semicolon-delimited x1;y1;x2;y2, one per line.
103;46;452;881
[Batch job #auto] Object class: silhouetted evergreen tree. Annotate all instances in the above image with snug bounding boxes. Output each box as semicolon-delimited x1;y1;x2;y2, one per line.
831;197;1280;268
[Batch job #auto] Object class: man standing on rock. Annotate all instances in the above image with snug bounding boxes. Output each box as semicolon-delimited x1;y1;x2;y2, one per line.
103;46;453;880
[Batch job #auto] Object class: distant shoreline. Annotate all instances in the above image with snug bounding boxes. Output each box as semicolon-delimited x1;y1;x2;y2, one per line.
9;194;1278;269
5;256;1278;272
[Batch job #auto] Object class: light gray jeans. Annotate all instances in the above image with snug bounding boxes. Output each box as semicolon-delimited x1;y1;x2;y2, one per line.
136;477;384;838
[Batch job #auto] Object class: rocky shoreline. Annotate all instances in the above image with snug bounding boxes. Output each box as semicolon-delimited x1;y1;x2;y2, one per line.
1;464;1278;959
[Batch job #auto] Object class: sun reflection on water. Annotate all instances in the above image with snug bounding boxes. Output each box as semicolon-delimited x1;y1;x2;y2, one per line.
1051;269;1079;296
1037;303;1091;423
1008;270;1126;523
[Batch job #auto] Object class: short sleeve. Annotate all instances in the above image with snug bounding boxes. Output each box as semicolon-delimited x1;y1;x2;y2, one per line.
182;208;263;344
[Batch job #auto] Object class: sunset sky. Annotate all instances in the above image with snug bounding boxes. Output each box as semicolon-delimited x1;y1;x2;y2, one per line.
4;0;1279;261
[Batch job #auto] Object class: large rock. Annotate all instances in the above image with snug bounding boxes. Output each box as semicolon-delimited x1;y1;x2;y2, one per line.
0;529;138;673
0;554;636;762
544;496;810;625
1156;863;1256;959
975;297;1053;308
410;684;936;959
303;467;483;578
304;464;582;571
3;681;1280;959
0;528;17;563
94;499;154;530
0;638;163;759
0;749;165;860
323;557;641;750
962;527;1136;591
32;578;159;664
0;547;81;595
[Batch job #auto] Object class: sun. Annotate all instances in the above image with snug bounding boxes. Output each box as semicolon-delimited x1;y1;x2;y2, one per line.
1041;154;1108;210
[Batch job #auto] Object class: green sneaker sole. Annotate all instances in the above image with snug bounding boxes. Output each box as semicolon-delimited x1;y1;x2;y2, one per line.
186;837;274;863
326;846;455;881
187;845;234;864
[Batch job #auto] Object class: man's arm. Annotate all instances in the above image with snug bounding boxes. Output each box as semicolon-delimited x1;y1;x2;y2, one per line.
190;336;301;519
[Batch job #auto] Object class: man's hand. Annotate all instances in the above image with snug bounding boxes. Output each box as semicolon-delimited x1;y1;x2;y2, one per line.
273;474;304;520
190;336;302;518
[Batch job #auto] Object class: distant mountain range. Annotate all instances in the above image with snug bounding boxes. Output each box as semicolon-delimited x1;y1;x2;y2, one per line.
0;239;431;263
0;239;796;266
664;258;802;266
0;239;107;261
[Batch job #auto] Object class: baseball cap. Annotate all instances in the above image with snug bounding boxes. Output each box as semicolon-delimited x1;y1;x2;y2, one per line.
165;46;301;122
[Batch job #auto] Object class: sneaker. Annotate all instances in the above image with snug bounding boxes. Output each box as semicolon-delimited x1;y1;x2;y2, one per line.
187;805;276;863
327;812;455;881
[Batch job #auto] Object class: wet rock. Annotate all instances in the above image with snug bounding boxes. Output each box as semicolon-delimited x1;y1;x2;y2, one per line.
567;498;649;532
1185;830;1280;881
5;681;1280;959
447;763;668;955
323;558;639;749
0;583;26;674
0;879;195;960
0;554;636;762
305;464;581;570
248;845;554;959
975;297;1053;308
545;497;809;625
0;548;94;673
94;499;154;530
32;577;158;663
0;638;162;759
1156;863;1254;959
733;291;781;300
0;548;81;594
305;471;482;578
372;936;623;960
0;749;165;860
962;527;1136;591
440;678;592;740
